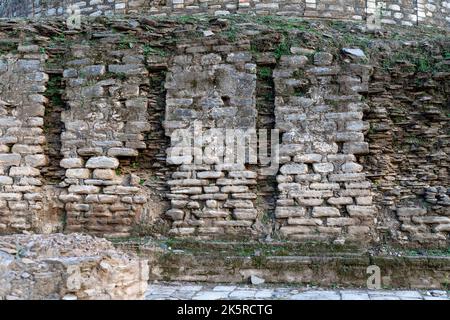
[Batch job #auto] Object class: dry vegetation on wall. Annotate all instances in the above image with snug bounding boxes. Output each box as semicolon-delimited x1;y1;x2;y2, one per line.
0;14;448;251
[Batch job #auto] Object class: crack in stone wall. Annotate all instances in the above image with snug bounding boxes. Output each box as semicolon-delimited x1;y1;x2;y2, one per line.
253;63;277;238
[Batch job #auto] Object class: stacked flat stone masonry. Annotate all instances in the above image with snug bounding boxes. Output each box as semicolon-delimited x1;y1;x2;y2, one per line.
362;41;450;246
0;17;448;247
273;49;376;243
376;0;418;26
1;0;449;29
59;42;151;237
0;45;48;233
420;0;450;28
164;39;259;237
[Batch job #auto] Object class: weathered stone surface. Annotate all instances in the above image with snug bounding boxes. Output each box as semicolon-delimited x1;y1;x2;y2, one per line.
280;164;308;175
0;234;148;300
68;185;100;194
60;158;84;169
9;166;40;177
347;205;376;217
0;15;447;247
312;163;334;173
275;207;306;218
24;155;48;168
314;52;333;66
397;207;428;216
342;48;366;59
107;148;138;157
0;154;21;166
66;169;91;179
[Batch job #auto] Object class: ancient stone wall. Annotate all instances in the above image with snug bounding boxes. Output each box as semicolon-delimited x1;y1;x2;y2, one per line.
0;16;448;247
0;45;49;233
164;39;260;237
0;0;449;29
59;42;151;237
273;50;375;243
377;0;418;26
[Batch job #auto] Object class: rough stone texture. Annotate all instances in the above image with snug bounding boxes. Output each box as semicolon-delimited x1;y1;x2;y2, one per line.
58;42;152;237
360;40;450;247
0;0;449;29
0;44;49;233
273;50;375;243
164;38;259;237
0;233;149;300
122;239;450;289
0;16;448;247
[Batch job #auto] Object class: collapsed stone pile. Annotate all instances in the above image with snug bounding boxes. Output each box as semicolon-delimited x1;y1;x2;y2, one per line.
0;233;149;300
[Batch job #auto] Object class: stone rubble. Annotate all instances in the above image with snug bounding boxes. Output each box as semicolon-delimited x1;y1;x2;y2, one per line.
0;233;149;300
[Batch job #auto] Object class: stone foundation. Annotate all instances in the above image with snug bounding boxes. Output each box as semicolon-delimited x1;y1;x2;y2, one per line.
119;239;450;289
0;233;149;300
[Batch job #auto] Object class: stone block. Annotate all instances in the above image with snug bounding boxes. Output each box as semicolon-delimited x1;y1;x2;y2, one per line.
397;207;427;216
0;154;21;166
86;157;119;169
93;169;115;180
107;148;138;157
342;142;369;154
280;163;308;175
166;209;185;220
24;155;48;167
279;226;313;236
312;162;334;173
197;171;224;179
60;158;84;168
68;185;100;194
312;207;340;217
275;206;306;218
233;209;258;220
